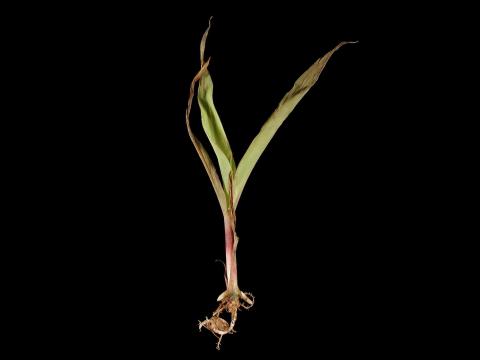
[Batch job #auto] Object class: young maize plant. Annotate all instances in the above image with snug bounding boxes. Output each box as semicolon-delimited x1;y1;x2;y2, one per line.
186;18;355;349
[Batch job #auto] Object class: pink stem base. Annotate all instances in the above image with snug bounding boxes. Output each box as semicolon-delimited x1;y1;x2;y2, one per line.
224;215;238;292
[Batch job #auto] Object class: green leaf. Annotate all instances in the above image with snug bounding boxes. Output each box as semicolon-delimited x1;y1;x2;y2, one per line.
198;72;236;193
198;18;235;196
233;41;356;209
186;59;227;214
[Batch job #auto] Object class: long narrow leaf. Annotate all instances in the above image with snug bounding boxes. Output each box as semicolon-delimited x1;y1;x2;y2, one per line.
186;59;227;214
198;18;236;195
198;73;236;191
233;41;356;208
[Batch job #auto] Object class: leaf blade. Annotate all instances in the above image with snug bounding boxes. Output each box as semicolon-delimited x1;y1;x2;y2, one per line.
198;19;235;194
198;71;236;191
233;41;356;208
186;59;227;214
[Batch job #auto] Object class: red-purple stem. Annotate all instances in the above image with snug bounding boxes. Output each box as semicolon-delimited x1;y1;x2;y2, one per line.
224;215;238;292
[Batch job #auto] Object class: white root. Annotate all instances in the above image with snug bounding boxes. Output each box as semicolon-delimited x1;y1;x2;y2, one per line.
240;291;254;307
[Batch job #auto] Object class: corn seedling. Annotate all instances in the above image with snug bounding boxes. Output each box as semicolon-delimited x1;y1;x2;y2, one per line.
186;18;355;349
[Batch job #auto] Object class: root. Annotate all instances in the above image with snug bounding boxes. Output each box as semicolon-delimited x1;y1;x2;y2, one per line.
240;291;254;309
198;290;255;350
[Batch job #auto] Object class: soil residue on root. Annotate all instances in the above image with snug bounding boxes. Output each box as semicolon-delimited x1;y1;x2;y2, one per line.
199;291;254;350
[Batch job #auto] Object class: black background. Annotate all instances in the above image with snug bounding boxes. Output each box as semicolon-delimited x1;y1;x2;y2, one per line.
21;4;439;357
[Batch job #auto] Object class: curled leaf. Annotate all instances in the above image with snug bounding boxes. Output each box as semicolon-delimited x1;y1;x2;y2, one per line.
198;18;235;197
186;59;227;214
198;72;236;194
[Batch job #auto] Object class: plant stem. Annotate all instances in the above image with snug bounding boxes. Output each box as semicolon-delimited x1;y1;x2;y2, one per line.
224;214;238;292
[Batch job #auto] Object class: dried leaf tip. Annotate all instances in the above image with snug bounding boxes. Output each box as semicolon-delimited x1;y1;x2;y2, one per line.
200;17;213;66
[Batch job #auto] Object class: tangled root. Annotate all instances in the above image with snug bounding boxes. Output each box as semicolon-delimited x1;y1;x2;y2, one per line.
199;290;254;350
